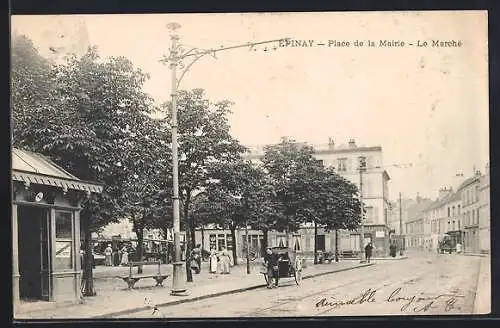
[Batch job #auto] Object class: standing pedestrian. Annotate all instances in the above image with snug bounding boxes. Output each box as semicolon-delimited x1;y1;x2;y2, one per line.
209;249;218;274
264;248;279;288
120;246;129;266
190;244;202;274
104;244;113;266
219;247;231;274
365;242;373;263
389;242;397;257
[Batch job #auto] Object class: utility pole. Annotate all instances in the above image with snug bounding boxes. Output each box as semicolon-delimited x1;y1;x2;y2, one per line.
163;23;286;294
399;192;404;256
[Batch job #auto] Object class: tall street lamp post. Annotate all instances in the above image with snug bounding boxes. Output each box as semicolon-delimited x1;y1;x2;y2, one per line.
167;22;186;296
162;23;287;294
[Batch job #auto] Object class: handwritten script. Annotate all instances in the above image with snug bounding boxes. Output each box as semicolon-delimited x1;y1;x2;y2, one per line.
316;287;464;313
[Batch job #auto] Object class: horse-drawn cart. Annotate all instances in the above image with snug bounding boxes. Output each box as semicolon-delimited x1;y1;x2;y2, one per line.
260;246;303;286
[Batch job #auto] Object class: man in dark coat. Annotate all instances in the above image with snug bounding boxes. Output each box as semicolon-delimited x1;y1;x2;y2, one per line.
264;248;279;288
365;242;373;263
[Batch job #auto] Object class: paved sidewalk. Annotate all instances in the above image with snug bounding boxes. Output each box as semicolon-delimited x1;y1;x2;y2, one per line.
15;260;375;319
473;256;491;314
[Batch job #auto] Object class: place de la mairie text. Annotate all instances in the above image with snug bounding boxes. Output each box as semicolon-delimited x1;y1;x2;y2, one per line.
279;39;463;48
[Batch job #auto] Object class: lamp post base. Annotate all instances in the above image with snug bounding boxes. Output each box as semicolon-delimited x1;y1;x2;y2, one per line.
170;262;188;296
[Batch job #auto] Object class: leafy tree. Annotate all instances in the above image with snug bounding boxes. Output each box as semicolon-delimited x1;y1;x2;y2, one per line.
11;34;56;146
11;42;159;295
162;88;245;281
118;117;172;272
200;160;271;265
289;164;362;263
261;137;320;243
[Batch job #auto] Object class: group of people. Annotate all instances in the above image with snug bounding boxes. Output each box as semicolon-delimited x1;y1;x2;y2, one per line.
189;244;232;275
104;244;130;266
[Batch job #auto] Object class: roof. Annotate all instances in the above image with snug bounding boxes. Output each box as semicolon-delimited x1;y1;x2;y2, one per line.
406;199;434;222
424;191;461;212
314;146;382;155
457;175;480;191
12;148;103;194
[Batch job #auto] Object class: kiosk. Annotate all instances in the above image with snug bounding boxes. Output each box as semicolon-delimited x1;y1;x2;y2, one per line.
12;148;103;305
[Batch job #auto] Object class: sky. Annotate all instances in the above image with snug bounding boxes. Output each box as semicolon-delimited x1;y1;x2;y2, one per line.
11;11;489;201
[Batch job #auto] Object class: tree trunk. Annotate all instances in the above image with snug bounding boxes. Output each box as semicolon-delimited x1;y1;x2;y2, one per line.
82;214;96;296
314;219;318;265
335;229;339;262
230;224;238;265
261;228;268;257
190;222;196;250
183;195;193;282
135;220;144;274
201;226;205;257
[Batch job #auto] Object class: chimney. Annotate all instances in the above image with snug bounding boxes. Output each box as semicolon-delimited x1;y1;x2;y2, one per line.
438;187;452;199
348;139;356;148
328;137;335;149
416;192;420;202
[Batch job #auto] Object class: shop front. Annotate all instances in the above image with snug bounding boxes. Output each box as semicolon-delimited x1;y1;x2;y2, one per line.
12;148;103;306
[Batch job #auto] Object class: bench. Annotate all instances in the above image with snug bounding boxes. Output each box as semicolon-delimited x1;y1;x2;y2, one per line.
340;251;359;259
118;261;169;289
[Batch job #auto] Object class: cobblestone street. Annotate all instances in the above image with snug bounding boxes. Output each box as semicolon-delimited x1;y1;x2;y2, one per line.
121;252;484;318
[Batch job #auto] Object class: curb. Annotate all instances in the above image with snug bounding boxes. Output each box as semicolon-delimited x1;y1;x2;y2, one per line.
370;256;408;261
460;253;489;258
93;262;374;318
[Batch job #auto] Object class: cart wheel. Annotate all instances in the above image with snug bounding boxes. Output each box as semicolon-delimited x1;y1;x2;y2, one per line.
263;273;269;285
294;270;302;285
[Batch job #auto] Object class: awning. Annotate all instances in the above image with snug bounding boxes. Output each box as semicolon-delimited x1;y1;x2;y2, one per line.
12;147;103;194
12;171;103;194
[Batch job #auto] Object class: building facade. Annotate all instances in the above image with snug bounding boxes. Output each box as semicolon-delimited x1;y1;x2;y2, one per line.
425;188;461;252
405;198;434;250
194;226;381;261
12;148;103;307
245;138;392;256
478;167;490;254
457;172;482;253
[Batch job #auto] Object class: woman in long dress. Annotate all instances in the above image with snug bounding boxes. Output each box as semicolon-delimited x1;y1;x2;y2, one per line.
120;246;129;266
209;249;218;274
219;247;231;274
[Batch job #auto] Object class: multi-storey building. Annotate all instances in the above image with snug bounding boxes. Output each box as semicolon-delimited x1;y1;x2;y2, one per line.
405;198;434;249
387;195;432;250
424;188;461;251
245;138;392;255
478;165;490;254
458;171;482;253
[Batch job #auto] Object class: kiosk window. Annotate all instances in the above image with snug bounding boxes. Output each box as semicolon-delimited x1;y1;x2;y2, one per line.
55;211;73;270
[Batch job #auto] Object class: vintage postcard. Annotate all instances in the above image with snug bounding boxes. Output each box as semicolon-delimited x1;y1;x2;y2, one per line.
11;11;489;319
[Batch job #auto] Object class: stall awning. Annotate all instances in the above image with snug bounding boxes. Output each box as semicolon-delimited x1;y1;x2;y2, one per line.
12;148;103;194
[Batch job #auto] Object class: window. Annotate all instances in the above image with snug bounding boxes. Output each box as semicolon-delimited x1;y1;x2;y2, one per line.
55;211;73;270
458;205;461;215
452;221;456;231
365;207;373;222
209;234;217;251
358;156;367;171
476;208;480;225
476;186;479;202
448;207;450;217
452;206;455;217
316;159;324;167
293;235;301;251
337;158;348;172
217;234;226;251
